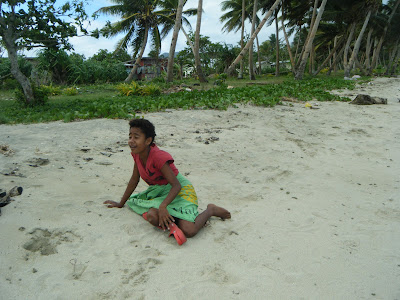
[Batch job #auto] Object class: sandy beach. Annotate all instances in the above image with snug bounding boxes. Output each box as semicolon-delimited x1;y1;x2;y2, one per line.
1;77;399;299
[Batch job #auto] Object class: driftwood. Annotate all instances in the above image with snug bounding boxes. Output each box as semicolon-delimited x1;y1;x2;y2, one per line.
350;94;387;105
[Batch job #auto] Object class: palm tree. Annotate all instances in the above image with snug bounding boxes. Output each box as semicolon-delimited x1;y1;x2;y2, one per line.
294;0;328;80
220;0;253;78
259;0;284;76
343;0;381;77
226;0;283;75
194;0;207;82
166;0;185;82
240;0;246;78
385;2;400;74
96;0;195;82
369;0;400;74
249;0;258;79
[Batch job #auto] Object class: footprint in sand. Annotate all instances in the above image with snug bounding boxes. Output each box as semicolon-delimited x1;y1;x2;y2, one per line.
200;263;239;285
23;228;81;256
339;239;360;254
375;208;400;221
121;258;162;285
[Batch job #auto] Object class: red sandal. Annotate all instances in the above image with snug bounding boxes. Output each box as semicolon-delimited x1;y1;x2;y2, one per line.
168;223;187;246
142;212;187;245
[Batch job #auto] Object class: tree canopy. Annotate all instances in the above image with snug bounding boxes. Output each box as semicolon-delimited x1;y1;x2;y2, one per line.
0;0;92;104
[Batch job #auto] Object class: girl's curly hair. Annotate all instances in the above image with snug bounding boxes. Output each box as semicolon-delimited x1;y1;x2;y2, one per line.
129;119;156;144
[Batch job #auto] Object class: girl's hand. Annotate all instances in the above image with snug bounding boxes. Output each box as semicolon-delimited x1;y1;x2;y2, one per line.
104;200;123;208
158;206;175;230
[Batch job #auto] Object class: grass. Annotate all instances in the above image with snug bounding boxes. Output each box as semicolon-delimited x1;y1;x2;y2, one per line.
0;75;363;125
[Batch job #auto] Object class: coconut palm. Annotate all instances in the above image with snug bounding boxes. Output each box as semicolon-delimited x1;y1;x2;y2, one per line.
226;0;282;75
220;0;253;78
166;0;185;82
259;0;287;76
294;0;328;80
385;1;400;74
194;0;207;82
342;0;381;77
96;0;196;82
369;0;400;74
248;0;258;79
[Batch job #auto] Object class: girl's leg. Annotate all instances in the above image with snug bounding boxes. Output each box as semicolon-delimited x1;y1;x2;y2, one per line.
145;208;160;227
177;204;231;238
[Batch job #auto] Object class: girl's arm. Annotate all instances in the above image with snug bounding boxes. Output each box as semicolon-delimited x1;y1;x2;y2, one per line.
104;164;140;208
158;163;181;229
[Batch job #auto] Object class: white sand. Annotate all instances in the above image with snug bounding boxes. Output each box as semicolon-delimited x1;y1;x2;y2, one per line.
1;77;399;299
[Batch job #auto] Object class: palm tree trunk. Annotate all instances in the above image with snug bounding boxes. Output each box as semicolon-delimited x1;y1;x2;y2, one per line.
327;46;345;75
274;9;280;76
125;26;149;82
194;0;207;82
226;0;283;75
355;57;367;75
389;45;400;75
333;35;338;73
369;0;400;74
256;35;261;74
239;0;245;79
344;10;372;78
385;38;400;75
249;0;258;80
294;0;327;80
313;36;344;76
180;25;195;55
343;22;356;69
364;28;373;69
294;25;302;64
344;10;372;77
166;0;185;82
296;0;318;69
281;18;295;74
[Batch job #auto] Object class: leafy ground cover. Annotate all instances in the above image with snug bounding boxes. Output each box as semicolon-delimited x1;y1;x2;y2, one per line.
0;76;362;124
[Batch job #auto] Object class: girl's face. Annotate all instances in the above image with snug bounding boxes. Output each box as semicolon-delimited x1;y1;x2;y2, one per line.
128;127;152;155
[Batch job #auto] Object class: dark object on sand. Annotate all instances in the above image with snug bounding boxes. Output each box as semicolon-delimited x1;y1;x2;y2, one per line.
0;191;11;207
0;186;23;212
27;157;50;167
350;94;387;105
9;186;23;197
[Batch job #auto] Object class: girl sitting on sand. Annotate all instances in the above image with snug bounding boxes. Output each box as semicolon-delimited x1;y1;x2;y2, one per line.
104;119;231;245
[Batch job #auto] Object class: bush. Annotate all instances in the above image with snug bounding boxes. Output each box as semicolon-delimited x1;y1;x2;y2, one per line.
14;83;50;107
151;75;166;84
213;73;227;87
1;78;19;90
0;57;33;90
41;84;62;96
140;84;161;96
116;82;161;96
116;82;141;96
63;87;79;96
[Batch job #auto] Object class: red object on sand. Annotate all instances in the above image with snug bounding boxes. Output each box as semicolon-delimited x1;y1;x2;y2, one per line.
168;223;187;246
142;212;187;245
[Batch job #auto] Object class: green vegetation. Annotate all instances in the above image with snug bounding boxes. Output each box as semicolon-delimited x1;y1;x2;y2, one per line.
0;76;360;124
115;82;161;96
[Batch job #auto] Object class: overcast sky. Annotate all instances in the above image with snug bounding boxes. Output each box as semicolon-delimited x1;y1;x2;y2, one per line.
67;0;277;59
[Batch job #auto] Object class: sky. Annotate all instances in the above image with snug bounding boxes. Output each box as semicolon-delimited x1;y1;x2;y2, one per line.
67;0;277;59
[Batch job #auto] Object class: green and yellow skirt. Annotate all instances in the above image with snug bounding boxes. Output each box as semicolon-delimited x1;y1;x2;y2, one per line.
127;173;199;223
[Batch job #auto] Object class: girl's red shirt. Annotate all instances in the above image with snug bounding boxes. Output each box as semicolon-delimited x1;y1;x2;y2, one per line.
131;144;179;185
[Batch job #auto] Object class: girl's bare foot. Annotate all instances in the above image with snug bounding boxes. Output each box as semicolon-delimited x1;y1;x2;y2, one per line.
207;204;231;220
